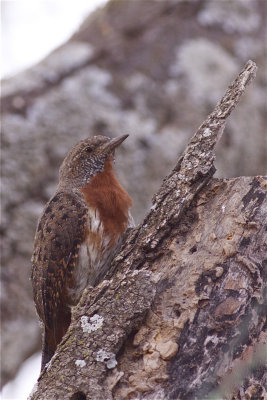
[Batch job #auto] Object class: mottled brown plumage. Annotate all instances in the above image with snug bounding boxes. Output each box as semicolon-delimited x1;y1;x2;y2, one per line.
31;135;133;371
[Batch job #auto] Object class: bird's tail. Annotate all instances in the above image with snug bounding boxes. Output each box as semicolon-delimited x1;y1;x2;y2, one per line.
41;328;56;371
41;308;71;371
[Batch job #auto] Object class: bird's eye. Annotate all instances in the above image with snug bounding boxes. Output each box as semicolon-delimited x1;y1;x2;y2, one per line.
86;147;93;153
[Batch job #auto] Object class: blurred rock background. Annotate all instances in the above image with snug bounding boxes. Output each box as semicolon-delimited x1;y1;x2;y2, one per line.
1;0;266;391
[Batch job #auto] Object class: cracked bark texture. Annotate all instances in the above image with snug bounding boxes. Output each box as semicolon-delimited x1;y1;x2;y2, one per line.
28;62;267;400
1;0;267;389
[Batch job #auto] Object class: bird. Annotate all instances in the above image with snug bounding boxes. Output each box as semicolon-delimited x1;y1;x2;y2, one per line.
31;134;134;371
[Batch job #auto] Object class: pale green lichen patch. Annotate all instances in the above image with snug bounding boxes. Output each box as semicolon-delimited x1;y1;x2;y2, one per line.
96;349;117;369
75;359;86;368
80;314;104;333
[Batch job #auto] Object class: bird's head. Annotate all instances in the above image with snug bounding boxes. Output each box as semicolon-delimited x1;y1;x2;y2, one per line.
59;134;128;188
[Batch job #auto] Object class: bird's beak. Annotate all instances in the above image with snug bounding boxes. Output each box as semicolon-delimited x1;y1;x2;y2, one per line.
102;134;129;153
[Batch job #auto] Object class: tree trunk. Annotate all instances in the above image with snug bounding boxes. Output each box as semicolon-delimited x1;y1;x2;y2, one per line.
28;62;267;400
1;0;266;391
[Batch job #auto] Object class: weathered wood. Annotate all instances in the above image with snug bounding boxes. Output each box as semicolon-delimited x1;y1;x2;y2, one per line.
113;176;267;400
2;0;267;387
29;61;266;400
108;60;257;275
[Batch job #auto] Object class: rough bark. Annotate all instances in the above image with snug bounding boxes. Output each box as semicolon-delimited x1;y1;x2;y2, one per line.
28;62;266;400
1;0;267;389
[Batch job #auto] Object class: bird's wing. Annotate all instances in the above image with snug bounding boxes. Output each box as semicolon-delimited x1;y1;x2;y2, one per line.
31;190;88;332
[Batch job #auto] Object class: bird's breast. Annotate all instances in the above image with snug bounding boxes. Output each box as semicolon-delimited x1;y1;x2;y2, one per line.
68;205;133;305
68;161;134;305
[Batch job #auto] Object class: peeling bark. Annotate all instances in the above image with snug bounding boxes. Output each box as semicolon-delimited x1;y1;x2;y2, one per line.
114;176;266;400
29;62;266;400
